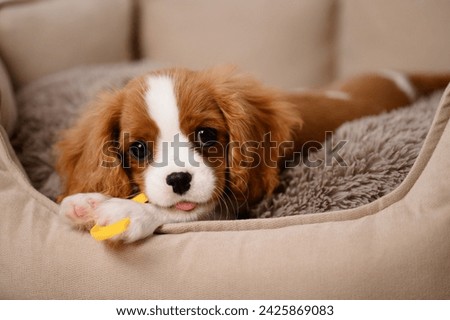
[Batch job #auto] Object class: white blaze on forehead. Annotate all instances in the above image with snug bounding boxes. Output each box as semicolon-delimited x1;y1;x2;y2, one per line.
143;75;216;208
146;75;181;145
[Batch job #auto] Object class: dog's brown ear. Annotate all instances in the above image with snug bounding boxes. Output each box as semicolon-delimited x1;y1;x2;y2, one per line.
210;68;301;208
55;90;132;201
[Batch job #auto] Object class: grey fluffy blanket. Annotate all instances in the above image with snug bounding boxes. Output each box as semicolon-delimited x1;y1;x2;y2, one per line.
11;62;441;218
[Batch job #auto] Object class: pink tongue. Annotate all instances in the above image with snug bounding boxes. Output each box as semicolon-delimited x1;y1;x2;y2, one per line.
175;202;197;211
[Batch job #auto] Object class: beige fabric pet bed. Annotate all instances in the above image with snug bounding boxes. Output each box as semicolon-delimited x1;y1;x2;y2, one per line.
0;85;449;299
1;0;450;300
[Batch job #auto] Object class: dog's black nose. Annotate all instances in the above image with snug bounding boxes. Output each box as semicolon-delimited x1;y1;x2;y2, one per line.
166;172;192;195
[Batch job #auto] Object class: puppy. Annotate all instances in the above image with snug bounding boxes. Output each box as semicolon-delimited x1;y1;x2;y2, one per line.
56;67;450;242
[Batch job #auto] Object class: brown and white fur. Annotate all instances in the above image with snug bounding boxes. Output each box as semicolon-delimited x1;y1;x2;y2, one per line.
56;67;450;242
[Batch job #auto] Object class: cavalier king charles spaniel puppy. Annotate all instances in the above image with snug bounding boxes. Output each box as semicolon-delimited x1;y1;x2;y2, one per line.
56;67;449;242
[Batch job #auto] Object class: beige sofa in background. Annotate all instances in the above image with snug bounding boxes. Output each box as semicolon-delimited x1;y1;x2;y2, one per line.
0;0;450;299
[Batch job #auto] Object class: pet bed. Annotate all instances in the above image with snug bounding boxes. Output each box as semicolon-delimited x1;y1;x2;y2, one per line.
10;63;443;217
1;63;450;298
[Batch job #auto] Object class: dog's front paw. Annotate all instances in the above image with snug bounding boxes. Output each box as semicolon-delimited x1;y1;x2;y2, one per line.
59;193;110;229
93;198;163;243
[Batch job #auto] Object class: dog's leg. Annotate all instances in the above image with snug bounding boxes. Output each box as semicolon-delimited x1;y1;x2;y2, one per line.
287;71;450;147
89;198;172;243
59;193;179;243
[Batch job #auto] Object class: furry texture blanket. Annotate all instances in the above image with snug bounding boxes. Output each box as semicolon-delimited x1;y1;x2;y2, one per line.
11;62;441;218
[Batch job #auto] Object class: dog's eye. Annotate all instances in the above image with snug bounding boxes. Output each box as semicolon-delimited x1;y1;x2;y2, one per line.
196;127;218;147
129;140;149;160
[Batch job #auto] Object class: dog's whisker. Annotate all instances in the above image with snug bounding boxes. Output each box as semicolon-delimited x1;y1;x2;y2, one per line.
212;180;242;219
211;189;231;219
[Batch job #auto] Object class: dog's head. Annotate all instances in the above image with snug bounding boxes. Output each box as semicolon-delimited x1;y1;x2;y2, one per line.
57;67;299;219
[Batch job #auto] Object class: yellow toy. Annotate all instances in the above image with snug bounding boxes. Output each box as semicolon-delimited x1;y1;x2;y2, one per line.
89;193;149;241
